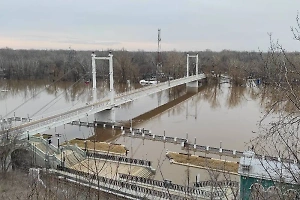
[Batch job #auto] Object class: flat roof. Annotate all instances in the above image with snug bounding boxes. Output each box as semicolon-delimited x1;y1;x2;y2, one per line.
238;151;300;185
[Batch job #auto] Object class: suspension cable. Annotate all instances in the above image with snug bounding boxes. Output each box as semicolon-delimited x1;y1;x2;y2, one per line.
30;78;85;118
3;52;90;118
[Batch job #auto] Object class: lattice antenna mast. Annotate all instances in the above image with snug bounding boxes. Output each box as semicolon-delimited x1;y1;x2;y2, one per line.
157;29;162;74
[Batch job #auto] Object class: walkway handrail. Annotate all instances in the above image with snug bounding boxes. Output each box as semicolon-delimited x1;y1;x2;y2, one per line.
27;142;62;168
29;136;59;154
54;166;224;200
193;180;239;188
54;166;187;199
28;142;49;158
64;144;87;158
119;173;233;195
86;152;152;168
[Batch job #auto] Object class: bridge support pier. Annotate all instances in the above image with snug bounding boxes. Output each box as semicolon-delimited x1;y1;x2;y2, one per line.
186;81;199;93
94;108;116;123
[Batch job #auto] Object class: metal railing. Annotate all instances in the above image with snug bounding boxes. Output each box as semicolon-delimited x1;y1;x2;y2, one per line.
119;173;232;196
54;165;223;200
86;152;152;168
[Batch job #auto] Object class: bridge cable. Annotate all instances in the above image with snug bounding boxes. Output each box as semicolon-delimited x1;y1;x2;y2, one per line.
3;50;90;119
29;78;84;118
38;78;89;115
3;70;74;118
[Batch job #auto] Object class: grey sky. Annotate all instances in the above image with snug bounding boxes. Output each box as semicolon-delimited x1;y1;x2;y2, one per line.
0;0;299;51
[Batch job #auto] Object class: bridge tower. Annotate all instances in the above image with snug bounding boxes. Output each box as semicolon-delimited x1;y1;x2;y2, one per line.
91;52;115;123
186;53;199;92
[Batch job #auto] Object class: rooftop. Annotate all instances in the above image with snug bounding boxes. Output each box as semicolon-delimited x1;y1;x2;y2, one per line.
238;151;300;185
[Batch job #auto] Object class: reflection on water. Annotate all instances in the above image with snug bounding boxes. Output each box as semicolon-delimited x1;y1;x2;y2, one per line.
0;79;139;118
0;79;283;146
0;79;288;183
117;83;262;150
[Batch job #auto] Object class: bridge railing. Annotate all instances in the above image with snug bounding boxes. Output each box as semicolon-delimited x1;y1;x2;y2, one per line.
27;141;62;168
9;95;107;129
119;173;234;196
124;130;188;143
0;117;31;124
28;142;48;158
6;100;112;136
29;136;59;154
53;165;222;200
86;152;152;168
31;104;87;123
48;154;62;168
193;180;239;188
123;131;245;158
114;74;205;103
31;97;109;125
64;143;87;158
53;166;188;200
114;76;185;98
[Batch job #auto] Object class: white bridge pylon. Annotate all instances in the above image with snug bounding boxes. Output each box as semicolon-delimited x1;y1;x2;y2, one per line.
186;53;199;89
186;53;199;77
91;52;114;105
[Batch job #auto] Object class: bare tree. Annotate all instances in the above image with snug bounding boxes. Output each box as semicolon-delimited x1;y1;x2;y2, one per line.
248;14;300;200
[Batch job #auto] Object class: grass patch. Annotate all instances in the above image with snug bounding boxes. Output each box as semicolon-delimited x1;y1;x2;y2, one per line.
64;138;126;154
167;152;239;173
33;133;52;139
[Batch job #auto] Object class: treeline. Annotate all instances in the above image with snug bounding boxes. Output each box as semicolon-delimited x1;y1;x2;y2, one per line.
1;48;299;84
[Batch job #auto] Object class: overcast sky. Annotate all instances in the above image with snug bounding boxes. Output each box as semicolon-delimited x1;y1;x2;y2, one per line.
0;0;300;51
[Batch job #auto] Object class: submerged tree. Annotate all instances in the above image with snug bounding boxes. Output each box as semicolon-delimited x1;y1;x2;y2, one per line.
249;14;300;199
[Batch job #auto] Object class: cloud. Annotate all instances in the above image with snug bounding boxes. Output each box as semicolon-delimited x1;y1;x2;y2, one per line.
57;39;121;46
1;0;300;51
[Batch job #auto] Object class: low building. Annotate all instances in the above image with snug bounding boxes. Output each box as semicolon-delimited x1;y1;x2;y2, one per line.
238;151;300;199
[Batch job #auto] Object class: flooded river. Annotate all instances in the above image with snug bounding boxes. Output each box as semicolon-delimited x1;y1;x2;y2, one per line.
0;79;273;184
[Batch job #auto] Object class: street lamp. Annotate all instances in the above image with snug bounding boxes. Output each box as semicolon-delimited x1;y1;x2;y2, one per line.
55;133;61;149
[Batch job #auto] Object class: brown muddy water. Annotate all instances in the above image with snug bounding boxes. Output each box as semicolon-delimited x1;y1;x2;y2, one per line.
0;79;273;184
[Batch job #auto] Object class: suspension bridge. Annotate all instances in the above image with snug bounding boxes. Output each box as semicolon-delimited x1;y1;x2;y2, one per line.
0;53;206;141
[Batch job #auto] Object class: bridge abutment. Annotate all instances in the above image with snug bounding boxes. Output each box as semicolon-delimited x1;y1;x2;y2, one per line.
94;108;116;123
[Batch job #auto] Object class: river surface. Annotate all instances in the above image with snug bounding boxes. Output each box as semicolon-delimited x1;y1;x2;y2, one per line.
0;79;272;184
